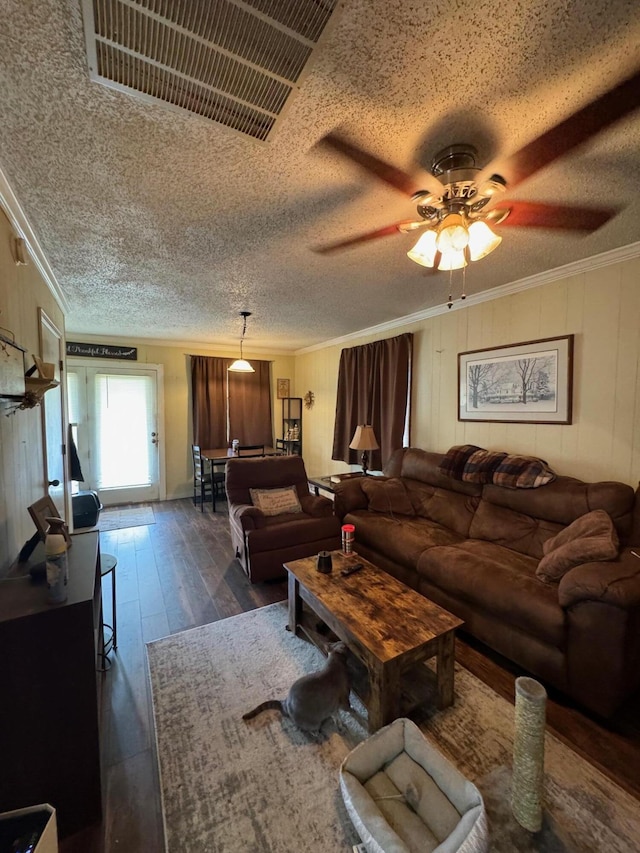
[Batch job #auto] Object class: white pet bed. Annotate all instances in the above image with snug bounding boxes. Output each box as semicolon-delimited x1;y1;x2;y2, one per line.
340;718;489;853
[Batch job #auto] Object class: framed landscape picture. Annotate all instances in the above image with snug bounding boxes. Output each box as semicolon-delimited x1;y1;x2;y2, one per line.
458;335;574;424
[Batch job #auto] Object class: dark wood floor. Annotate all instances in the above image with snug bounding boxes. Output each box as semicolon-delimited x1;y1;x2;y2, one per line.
62;497;640;852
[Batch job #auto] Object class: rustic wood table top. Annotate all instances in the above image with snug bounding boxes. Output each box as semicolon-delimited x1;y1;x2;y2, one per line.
284;551;463;665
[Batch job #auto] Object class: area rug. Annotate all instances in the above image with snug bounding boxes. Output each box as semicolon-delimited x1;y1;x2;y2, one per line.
146;602;639;853
97;505;155;531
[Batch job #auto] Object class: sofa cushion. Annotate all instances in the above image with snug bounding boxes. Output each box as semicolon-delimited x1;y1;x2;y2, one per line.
536;509;619;583
361;477;415;517
343;510;464;571
437;444;482;480
246;514;340;550
461;449;508;484
417;540;565;648
469;499;562;559
249;486;302;516
492;454;556;489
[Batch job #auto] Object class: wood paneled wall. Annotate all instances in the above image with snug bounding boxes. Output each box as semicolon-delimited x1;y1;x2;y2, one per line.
0;210;65;574
295;257;640;488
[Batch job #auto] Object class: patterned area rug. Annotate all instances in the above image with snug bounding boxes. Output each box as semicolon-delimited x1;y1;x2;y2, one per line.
97;505;155;531
146;602;639;853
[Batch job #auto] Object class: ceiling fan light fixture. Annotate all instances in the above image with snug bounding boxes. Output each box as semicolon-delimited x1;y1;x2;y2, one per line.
228;311;255;373
436;213;469;253
407;229;438;267
467;220;502;261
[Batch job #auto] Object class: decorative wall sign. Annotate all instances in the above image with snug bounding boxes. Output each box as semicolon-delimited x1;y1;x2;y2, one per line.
66;341;138;360
277;378;290;399
458;335;574;424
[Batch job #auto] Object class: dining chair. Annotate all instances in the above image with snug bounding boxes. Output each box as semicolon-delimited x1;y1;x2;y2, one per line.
191;445;213;511
237;444;265;457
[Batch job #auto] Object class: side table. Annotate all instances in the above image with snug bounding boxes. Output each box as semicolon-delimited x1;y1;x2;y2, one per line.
308;472;365;497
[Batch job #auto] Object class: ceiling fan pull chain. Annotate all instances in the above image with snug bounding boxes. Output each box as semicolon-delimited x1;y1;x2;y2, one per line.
461;263;467;302
447;269;453;310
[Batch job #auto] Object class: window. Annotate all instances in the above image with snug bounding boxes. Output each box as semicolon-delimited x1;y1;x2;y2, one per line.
332;333;412;470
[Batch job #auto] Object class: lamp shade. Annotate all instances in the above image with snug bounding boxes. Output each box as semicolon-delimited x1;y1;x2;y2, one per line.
349;424;379;451
467;220;502;261
228;358;255;373
407;229;437;267
228;311;255;372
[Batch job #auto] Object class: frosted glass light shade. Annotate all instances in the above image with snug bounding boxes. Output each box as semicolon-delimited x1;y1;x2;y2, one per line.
436;213;469;253
438;249;467;270
407;229;437;267
228;358;255;373
468;220;502;261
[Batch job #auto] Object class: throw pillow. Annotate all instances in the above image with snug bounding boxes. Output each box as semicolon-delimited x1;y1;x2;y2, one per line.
249;486;302;517
461;449;508;484
360;477;415;517
492;454;556;489
536;509;619;583
438;444;483;481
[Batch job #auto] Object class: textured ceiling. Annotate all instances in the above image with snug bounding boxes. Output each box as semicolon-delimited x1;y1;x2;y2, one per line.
1;0;639;351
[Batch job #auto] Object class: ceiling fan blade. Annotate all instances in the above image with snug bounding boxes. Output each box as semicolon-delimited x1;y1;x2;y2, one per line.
494;200;618;231
312;220;426;254
480;66;640;189
318;133;445;198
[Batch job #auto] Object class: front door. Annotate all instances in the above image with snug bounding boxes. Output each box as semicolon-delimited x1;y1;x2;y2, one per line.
67;362;164;505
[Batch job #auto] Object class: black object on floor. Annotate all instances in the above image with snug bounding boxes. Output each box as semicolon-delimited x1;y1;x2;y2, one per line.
72;490;103;528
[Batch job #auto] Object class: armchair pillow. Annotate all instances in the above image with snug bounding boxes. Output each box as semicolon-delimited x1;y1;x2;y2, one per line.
249;486;302;517
361;477;415;517
536;509;619;583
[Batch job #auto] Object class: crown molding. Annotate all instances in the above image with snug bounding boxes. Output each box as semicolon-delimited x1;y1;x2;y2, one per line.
66;332;293;357
0;166;70;313
295;241;640;355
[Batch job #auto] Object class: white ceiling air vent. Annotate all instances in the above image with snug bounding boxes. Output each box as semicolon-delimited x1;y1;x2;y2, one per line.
82;0;340;141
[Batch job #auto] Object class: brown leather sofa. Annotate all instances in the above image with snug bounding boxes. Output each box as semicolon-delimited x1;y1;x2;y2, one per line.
226;455;342;583
334;447;640;718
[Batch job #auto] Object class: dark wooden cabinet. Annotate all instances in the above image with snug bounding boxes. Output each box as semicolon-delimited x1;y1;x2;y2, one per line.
0;532;103;838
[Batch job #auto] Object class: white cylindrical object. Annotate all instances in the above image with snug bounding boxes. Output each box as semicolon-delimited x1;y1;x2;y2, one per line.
511;676;547;832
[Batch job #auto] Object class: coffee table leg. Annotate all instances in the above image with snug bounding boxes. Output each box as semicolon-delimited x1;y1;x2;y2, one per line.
287;573;301;635
437;631;456;709
368;661;400;732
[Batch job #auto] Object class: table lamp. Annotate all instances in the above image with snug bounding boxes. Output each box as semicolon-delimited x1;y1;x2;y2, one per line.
349;425;379;476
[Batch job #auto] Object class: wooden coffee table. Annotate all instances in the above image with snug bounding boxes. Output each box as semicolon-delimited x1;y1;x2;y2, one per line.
284;552;463;732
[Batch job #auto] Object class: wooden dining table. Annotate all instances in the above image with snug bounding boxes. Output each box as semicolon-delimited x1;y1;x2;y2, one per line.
200;447;283;511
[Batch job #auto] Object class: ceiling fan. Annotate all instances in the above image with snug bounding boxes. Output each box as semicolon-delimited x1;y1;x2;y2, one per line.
313;66;640;272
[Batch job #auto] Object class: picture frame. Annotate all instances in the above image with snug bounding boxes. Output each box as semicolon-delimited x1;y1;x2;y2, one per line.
277;378;290;399
0;333;27;399
458;335;574;424
28;496;70;543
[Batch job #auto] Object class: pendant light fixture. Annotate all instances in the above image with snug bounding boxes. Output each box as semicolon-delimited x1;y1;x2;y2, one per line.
228;311;255;373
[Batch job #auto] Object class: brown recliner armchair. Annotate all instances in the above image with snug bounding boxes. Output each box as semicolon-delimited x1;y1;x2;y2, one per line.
226;455;341;582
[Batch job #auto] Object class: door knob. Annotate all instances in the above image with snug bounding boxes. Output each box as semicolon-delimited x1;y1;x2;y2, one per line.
48;479;60;487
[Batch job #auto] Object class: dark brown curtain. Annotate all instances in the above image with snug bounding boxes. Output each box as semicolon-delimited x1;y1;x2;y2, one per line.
228;361;273;446
191;356;230;448
332;333;412;470
192;356;273;448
